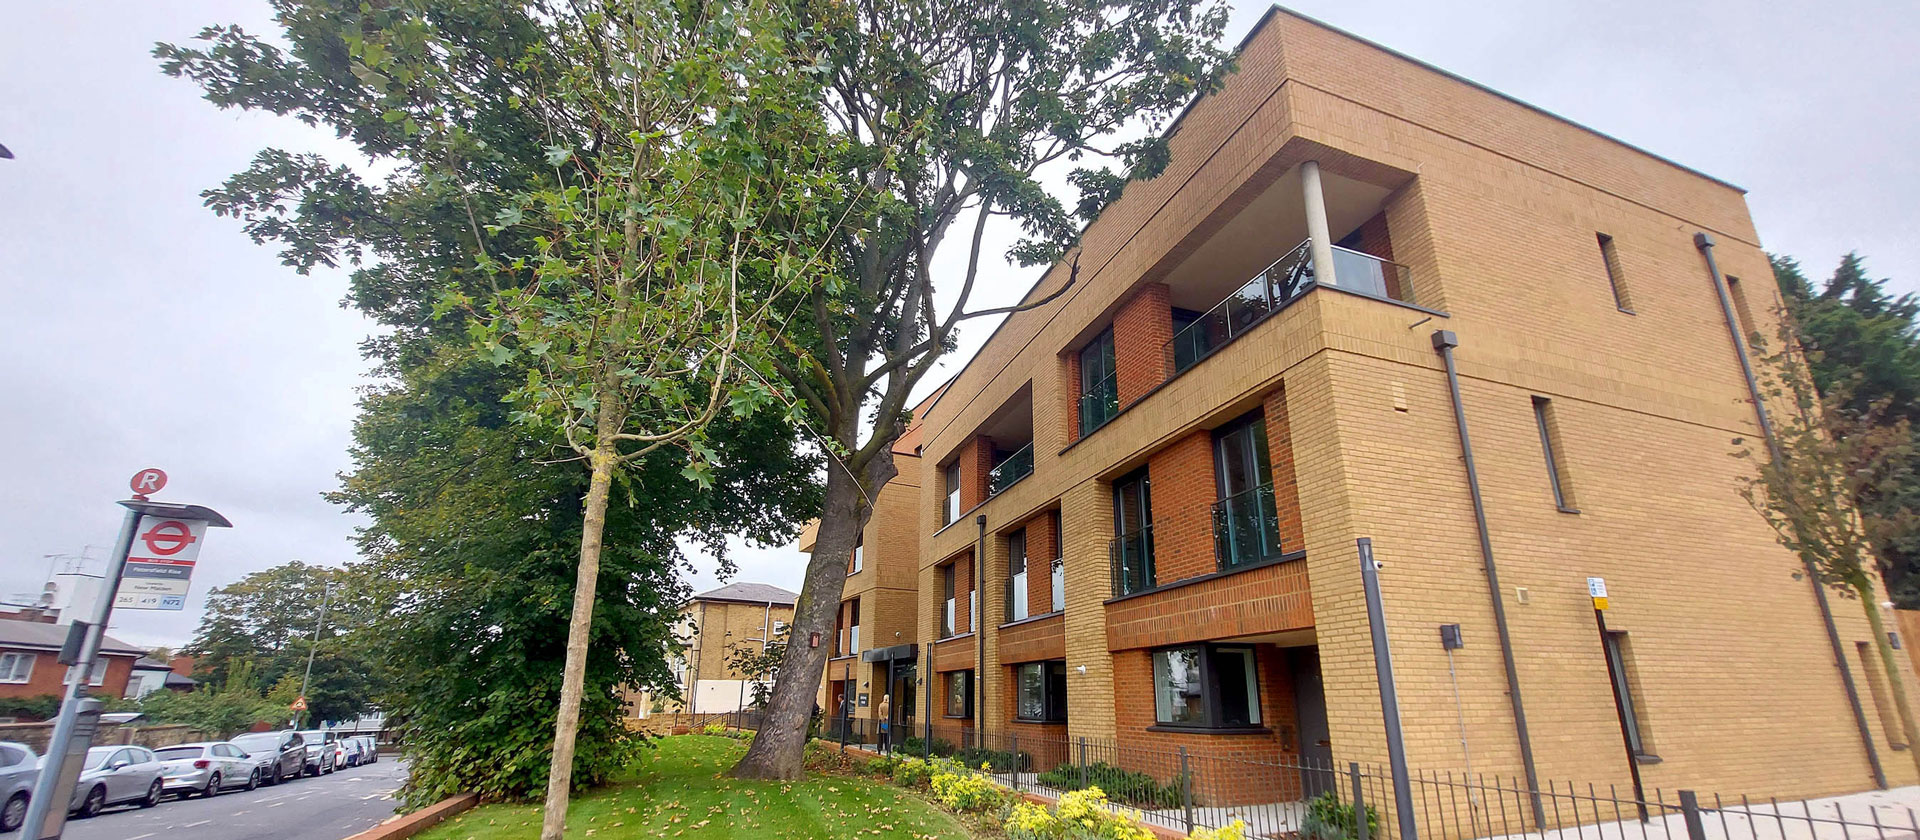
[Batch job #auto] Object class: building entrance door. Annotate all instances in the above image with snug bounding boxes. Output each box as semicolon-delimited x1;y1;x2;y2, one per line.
890;661;917;726
1289;646;1334;797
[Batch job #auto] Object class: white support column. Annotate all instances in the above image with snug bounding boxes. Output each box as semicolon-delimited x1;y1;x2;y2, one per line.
1301;160;1338;288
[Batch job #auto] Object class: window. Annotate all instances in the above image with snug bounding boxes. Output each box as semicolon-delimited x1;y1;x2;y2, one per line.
1858;642;1910;748
942;564;957;637
1213;414;1283;569
87;658;108;687
1112;470;1155;595
1170;308;1212;374
943;462;962;526
1015;661;1068;723
1008;531;1030;622
946;670;973;718
847;598;861;655
1078;329;1120;437
0;653;33;684
1602;631;1653;759
1151;645;1262;729
1533;396;1578;512
1050;514;1065;614
1597;233;1634;312
1727;276;1758;343
849;535;864;575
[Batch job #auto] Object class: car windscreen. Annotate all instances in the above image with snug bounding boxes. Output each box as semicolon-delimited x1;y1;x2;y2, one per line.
82;748;114;769
154;747;203;761
231;735;278;751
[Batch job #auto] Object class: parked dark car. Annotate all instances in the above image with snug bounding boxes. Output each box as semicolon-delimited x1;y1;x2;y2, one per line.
229;731;304;785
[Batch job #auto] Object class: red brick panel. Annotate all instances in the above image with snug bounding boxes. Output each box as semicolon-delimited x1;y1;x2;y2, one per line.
1262;387;1307;553
1000;613;1066;664
1062;352;1083;444
933;635;976;672
0;651;135;702
1105;559;1312;651
1024;513;1060;618
1111;645;1305;805
1146;430;1218;585
1113;283;1173;405
959;435;996;511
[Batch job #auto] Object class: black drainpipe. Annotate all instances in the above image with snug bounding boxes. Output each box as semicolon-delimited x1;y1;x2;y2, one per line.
1432;329;1545;829
1694;232;1885;788
975;512;989;750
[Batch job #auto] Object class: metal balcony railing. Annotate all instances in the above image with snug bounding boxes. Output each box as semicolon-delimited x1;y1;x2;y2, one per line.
1163;240;1413;378
1109;524;1156;597
1077;372;1120;437
1212;481;1284;571
987;442;1034;496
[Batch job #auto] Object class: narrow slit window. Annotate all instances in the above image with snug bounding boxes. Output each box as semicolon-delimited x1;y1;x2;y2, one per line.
942;462;961;526
1727;276;1758;345
1597;233;1634;313
1602;631;1653;759
1533;396;1578;512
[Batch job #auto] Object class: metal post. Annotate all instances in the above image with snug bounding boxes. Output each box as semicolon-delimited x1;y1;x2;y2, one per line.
1358;539;1417;840
1351;763;1370;840
1011;733;1021;791
1180;746;1195;833
840;663;850;752
1079;737;1089;789
20;505;141;840
297;579;333;728
974;514;988;751
1678;791;1708;840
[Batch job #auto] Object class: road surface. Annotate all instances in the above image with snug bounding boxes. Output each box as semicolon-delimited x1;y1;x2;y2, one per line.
57;759;406;840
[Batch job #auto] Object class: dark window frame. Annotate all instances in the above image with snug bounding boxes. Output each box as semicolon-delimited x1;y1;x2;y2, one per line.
1078;328;1120;437
1211;411;1284;569
942;462;962;526
1597;232;1634;313
1602;631;1655;761
1014;660;1069;723
946;670;973;719
1532;396;1579;513
941;564;957;638
1149;644;1264;731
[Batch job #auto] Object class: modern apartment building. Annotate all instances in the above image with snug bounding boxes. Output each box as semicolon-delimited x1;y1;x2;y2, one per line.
635;582;795;717
896;4;1917;809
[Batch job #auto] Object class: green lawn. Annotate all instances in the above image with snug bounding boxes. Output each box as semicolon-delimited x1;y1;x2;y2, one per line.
416;735;977;840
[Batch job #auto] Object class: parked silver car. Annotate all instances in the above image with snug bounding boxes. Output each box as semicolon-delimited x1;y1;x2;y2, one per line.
68;746;163;818
295;730;334;776
154;742;259;798
229;731;304;785
0;742;38;832
355;736;378;764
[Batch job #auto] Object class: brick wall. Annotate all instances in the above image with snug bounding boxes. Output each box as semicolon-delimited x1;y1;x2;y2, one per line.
1112;645;1304;805
1106;558;1313;651
0;650;136;701
1114;283;1174;405
1147;430;1218;584
1000;613;1065;664
1263;386;1307;552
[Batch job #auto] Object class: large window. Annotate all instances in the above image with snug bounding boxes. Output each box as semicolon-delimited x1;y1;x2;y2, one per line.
1112;470;1154;595
942;564;957;637
1213;414;1283;569
0;653;32;685
1050;514;1065;614
1151;645;1262;729
946;670;973;718
1008;531;1030;622
1078;329;1119;437
943;462;962;525
1016;660;1068;723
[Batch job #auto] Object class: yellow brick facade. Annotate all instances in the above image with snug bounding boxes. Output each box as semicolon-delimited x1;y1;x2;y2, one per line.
878;6;1920;809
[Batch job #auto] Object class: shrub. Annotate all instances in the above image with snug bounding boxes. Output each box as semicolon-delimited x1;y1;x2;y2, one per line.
804;738;855;773
1188;819;1248;840
900;735;958;757
1004;787;1156;840
701;723;728;736
1301;792;1378;840
864;755;900;777
954;746;1031;773
891;755;936;789
1034;761;1184;809
930;765;1005;812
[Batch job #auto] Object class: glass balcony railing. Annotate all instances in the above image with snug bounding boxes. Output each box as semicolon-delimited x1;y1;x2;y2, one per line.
1078;372;1120;438
987;442;1034;496
1212;481;1284;571
1163;240;1413;378
1109;524;1156;597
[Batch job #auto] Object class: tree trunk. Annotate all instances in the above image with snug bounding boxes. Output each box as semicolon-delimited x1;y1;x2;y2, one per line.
1858;586;1920;781
539;394;621;840
732;450;896;779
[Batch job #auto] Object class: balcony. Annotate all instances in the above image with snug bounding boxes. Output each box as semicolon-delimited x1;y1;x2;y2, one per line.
1077;372;1119;438
988;442;1034;496
1109;524;1156;597
1163;239;1412;378
1212;482;1285;571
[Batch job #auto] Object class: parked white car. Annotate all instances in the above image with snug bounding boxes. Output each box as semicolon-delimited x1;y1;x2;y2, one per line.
68;746;163;818
154;742;260;798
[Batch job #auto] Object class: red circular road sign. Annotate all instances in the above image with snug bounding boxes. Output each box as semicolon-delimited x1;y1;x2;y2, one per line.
129;468;168;498
139;520;198;556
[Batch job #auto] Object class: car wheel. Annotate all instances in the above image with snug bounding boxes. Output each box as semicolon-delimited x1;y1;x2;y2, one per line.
77;786;105;819
203;773;221;798
246;768;260;791
2;793;27;832
141;779;162;809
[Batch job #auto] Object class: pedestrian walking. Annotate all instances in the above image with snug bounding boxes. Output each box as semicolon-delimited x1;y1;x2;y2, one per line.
876;694;892;754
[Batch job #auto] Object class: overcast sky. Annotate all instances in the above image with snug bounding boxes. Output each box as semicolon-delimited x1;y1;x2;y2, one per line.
2;1;1914;650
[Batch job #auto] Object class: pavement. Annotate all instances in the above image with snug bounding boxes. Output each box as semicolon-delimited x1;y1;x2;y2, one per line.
55;759;406;840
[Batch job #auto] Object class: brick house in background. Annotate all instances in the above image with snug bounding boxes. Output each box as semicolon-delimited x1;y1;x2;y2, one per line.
889;3;1916;810
0;618;143;708
630;583;796;717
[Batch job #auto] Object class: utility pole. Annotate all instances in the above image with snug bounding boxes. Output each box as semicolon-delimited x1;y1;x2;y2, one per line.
297;578;334;728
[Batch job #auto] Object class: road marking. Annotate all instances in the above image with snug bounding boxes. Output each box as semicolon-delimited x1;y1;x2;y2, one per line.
268;802;286;808
183;819;212;828
126;833;155;840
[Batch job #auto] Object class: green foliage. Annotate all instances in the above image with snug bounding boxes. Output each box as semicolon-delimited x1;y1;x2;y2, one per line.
182;561;377;725
1774;253;1920;606
137;661;282;738
890;755;937;789
0;696;60;721
863;755;899;776
1004;788;1157;840
928;763;1006;812
952;746;1030;773
724;635;788;709
900;735;957;758
1034;762;1185;809
1301;792;1379;840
